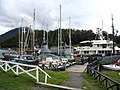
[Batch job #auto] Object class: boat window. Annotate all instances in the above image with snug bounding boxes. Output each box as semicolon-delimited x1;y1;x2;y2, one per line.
97;45;99;47
116;50;119;53
102;44;107;48
84;51;89;54
98;51;101;54
80;42;92;46
102;51;104;53
90;45;93;47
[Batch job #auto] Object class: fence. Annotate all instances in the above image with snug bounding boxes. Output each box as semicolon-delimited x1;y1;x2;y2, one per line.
0;60;51;83
87;65;120;90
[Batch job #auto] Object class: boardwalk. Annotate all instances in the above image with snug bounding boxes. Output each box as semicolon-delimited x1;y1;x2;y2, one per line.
64;63;88;89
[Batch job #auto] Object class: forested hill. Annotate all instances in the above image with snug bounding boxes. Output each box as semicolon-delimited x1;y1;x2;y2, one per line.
0;27;120;48
0;27;30;42
0;28;19;41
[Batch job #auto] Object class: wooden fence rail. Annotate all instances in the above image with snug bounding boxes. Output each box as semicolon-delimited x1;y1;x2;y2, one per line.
87;66;120;90
0;60;51;83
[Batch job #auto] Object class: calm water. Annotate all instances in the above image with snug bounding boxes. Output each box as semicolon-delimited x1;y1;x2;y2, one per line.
0;49;16;59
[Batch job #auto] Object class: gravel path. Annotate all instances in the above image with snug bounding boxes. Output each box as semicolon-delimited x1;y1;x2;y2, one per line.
64;63;88;89
35;63;88;90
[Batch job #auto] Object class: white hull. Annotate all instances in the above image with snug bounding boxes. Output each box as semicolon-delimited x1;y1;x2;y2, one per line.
102;64;120;71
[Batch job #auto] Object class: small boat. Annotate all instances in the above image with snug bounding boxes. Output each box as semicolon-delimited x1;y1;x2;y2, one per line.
2;51;37;63
2;51;19;60
102;64;120;71
12;55;37;63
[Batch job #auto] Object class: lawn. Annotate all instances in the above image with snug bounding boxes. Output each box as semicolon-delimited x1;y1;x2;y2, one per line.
0;68;69;90
81;70;120;90
81;72;107;90
101;70;120;83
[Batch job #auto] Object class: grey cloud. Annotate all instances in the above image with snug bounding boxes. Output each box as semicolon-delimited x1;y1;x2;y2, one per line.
0;0;120;35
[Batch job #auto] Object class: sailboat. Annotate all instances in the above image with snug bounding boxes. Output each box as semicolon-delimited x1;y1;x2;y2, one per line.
2;10;38;63
37;27;65;70
15;9;38;63
66;17;76;65
2;48;19;60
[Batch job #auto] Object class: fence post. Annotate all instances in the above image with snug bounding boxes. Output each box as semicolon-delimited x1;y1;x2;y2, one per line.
36;66;39;82
45;75;47;84
16;64;19;76
5;62;7;72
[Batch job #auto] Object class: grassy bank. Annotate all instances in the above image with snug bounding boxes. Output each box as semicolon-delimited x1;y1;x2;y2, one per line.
82;70;120;90
81;72;106;90
0;68;69;90
101;70;120;83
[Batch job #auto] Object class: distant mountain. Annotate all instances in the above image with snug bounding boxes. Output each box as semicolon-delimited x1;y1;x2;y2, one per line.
0;27;30;42
0;28;19;41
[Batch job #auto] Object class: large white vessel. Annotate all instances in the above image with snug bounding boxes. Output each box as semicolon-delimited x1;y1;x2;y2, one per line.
75;28;120;56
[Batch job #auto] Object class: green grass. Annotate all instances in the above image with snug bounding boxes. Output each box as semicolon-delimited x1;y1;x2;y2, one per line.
81;70;120;90
101;70;120;83
0;68;69;90
81;72;107;90
46;70;69;85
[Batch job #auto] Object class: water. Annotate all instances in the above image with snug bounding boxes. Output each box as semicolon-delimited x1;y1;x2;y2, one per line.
0;49;14;59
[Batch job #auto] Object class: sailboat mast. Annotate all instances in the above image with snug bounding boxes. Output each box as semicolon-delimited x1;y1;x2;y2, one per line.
19;27;20;54
43;28;45;43
59;5;62;57
32;9;35;49
102;20;103;31
42;19;46;43
111;14;115;55
21;27;24;55
69;17;71;54
47;24;48;46
58;20;60;55
19;18;23;55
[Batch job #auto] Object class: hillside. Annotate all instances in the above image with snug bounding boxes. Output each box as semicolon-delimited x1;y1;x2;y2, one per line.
0;28;19;42
1;28;118;49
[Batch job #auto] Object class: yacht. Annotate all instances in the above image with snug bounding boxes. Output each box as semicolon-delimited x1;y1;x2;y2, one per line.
75;28;120;56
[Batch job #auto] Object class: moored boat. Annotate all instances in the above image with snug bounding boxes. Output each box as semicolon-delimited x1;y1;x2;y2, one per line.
102;64;120;71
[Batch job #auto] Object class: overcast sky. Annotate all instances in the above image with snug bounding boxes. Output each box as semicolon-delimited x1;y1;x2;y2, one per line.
0;0;120;35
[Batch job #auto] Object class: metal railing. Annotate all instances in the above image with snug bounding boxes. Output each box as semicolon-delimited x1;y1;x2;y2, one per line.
0;60;51;83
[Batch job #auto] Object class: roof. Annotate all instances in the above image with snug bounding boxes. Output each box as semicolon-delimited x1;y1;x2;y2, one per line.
80;40;113;45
